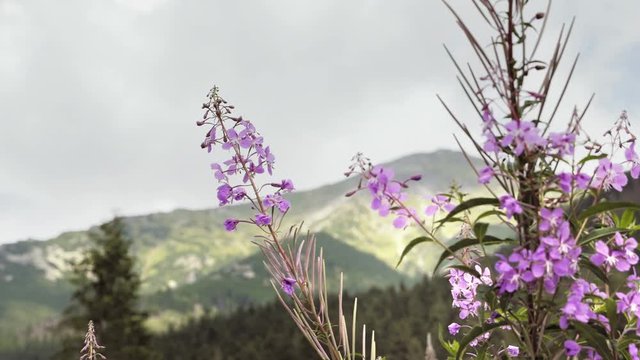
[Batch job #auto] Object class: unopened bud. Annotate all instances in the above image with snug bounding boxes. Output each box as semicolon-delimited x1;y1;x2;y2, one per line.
345;190;358;197
410;174;422;181
534;65;546;70
196;120;206;126
535;12;545;19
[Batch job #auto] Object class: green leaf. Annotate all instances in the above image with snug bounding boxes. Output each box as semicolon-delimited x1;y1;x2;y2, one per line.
438;324;459;356
433;236;509;273
578;153;608;166
579;256;608;284
474;210;504;222
604;298;618;333
578;202;640;221
396;236;433;268
579;227;628;245
573;322;614;360
439;198;500;224
618;209;637;228
473;222;489;241
455;322;505;360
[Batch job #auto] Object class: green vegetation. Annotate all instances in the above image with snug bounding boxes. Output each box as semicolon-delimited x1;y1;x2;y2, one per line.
55;218;157;360
153;276;454;360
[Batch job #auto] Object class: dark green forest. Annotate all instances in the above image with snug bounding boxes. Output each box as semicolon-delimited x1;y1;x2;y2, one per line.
1;276;454;360
153;276;454;360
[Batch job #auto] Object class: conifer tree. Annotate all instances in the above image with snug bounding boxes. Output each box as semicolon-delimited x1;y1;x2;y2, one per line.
57;217;157;360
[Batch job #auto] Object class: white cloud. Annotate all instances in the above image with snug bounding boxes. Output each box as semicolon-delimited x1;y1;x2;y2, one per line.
0;0;638;243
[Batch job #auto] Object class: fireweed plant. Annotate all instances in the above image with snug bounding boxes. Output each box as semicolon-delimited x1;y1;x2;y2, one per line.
345;1;640;360
196;2;640;360
197;87;381;360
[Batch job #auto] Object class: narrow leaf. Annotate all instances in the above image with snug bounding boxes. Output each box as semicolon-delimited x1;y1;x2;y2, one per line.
439;198;500;224
578;202;640;221
396;236;433;268
573;322;614;360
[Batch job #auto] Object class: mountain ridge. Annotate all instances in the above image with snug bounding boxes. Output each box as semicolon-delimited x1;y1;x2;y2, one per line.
0;150;482;349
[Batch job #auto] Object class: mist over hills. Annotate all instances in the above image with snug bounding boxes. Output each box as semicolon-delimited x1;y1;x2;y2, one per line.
0;150;482;348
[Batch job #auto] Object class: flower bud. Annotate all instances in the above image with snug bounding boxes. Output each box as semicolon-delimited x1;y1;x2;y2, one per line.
345;190;358;197
535;12;545;19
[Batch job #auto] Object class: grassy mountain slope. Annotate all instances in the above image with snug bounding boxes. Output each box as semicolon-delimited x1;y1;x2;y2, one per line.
0;150;481;347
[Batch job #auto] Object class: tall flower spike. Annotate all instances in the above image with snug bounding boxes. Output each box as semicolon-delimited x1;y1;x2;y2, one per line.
80;320;106;360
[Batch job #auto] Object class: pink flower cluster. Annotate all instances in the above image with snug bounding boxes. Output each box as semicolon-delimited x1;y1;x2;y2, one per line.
198;90;294;232
495;210;580;294
448;266;492;319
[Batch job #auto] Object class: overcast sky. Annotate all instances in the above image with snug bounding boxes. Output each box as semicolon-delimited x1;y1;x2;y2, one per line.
0;0;638;244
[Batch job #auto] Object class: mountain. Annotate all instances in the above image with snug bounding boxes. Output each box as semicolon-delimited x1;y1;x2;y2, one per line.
0;150;483;349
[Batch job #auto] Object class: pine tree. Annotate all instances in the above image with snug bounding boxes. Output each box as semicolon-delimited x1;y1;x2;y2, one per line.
57;217;157;360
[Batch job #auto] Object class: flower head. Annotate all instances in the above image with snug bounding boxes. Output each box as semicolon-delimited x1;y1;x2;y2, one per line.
255;213;272;226
478;166;494;185
281;277;296;295
499;195;523;219
224;218;239;232
593;158;628;192
564;340;581;357
425;195;455;216
448;322;461;335
500;120;544;155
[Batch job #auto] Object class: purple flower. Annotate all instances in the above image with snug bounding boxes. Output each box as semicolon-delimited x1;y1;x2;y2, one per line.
626;141;640;179
393;208;416;229
495;256;521;293
556;172;573;193
478;166;494;184
448;267;490;319
499;195;523;219
448;322;461;335
548;132;576;157
630;344;639;360
539;207;564;232
593;158;628;192
564;340;581;356
591;240;630;272
615;291;640;316
469;332;490;348
279;179;295;192
255;213;272;226
232;187;246;201
506;345;519;357
263;194;291;213
614;232;639;267
425;195;455;216
586;349;603;360
256;145;275;175
224;218;239;232
560;279;606;329
281;277;296;295
500;120;544;155
217;184;233;205
483;133;500;153
210;163;227;181
575;172;591;189
481;106;495;128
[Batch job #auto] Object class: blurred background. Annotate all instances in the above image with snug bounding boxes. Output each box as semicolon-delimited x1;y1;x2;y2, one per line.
0;0;638;359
